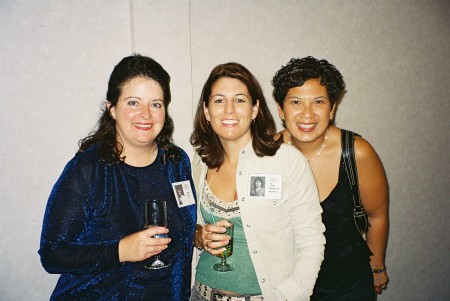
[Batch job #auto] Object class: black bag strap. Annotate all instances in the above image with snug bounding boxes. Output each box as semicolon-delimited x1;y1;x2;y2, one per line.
341;130;365;214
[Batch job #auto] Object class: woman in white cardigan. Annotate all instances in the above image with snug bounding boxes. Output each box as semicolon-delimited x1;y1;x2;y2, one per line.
189;62;325;301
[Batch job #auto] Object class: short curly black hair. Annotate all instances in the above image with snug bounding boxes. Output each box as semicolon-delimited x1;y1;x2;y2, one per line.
272;56;345;108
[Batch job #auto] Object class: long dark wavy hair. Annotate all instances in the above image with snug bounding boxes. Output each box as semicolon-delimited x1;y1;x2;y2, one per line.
272;56;346;109
190;62;281;169
79;54;179;164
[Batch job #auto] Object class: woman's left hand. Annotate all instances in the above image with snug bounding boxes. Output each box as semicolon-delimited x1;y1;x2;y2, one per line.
201;220;232;256
118;227;171;263
374;271;389;294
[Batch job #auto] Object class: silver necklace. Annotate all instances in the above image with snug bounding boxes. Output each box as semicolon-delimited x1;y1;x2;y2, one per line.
288;130;329;161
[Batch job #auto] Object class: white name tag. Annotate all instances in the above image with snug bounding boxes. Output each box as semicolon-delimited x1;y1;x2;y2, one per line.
248;174;282;199
172;180;196;207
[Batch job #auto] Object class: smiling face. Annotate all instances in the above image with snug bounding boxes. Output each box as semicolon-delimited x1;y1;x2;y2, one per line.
278;79;335;144
204;77;258;147
108;76;165;153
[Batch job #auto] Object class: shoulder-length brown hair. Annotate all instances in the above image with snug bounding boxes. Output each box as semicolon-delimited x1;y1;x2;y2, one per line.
190;62;281;168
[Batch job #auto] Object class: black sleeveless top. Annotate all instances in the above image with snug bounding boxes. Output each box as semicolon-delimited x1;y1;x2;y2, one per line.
314;132;373;290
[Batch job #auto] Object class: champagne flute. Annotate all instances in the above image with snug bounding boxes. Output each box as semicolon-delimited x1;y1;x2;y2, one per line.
144;199;171;269
213;222;234;272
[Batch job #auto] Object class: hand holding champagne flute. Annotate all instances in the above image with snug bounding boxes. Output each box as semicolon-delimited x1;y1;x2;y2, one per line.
203;220;234;272
145;199;171;269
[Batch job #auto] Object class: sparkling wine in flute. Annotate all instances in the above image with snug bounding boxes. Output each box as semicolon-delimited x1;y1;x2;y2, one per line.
144;199;170;269
143;225;169;239
216;238;233;258
213;221;234;272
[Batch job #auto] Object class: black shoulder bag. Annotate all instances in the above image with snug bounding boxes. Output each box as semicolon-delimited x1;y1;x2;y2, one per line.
342;129;370;234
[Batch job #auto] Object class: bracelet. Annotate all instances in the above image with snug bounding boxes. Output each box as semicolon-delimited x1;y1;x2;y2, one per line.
194;225;203;250
371;265;386;274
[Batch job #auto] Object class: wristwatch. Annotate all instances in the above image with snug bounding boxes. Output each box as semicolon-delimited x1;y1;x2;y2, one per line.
371;265;386;274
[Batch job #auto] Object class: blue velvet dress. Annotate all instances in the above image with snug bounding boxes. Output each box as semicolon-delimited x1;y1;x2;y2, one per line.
39;144;196;301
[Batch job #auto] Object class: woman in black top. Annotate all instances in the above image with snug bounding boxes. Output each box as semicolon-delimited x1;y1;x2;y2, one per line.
272;56;389;300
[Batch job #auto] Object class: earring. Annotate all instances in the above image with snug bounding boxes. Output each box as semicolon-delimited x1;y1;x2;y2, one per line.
252;118;256;124
207;120;210;125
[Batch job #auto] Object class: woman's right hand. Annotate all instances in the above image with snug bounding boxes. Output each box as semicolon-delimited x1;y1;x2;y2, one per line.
118;227;171;263
201;220;232;256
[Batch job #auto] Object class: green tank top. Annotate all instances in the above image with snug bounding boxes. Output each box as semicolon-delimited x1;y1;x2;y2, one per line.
195;181;261;294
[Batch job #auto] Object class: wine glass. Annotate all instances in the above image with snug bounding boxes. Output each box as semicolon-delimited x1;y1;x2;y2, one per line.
144;199;171;269
213;222;234;272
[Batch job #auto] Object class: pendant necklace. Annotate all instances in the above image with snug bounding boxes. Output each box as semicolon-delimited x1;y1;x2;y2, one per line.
288;129;329;161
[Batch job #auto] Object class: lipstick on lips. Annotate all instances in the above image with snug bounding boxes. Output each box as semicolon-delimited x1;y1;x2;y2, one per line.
297;122;318;132
132;122;153;130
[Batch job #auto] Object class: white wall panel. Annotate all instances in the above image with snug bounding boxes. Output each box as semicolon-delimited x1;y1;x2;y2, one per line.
133;0;194;155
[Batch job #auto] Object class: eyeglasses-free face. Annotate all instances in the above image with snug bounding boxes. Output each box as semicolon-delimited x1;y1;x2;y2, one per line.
204;77;258;147
108;76;165;155
278;78;335;145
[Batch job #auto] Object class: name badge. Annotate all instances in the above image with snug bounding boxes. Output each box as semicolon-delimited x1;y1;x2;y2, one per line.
248;174;282;199
172;180;195;207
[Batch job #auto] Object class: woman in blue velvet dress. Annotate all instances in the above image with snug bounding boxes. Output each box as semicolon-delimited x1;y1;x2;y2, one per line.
39;54;196;300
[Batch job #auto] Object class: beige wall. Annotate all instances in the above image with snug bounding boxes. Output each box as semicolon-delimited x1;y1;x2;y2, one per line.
1;0;448;300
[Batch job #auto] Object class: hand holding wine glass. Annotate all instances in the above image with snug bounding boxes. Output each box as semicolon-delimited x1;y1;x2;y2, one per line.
117;226;170;263
202;220;234;272
144;199;171;269
202;221;230;254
